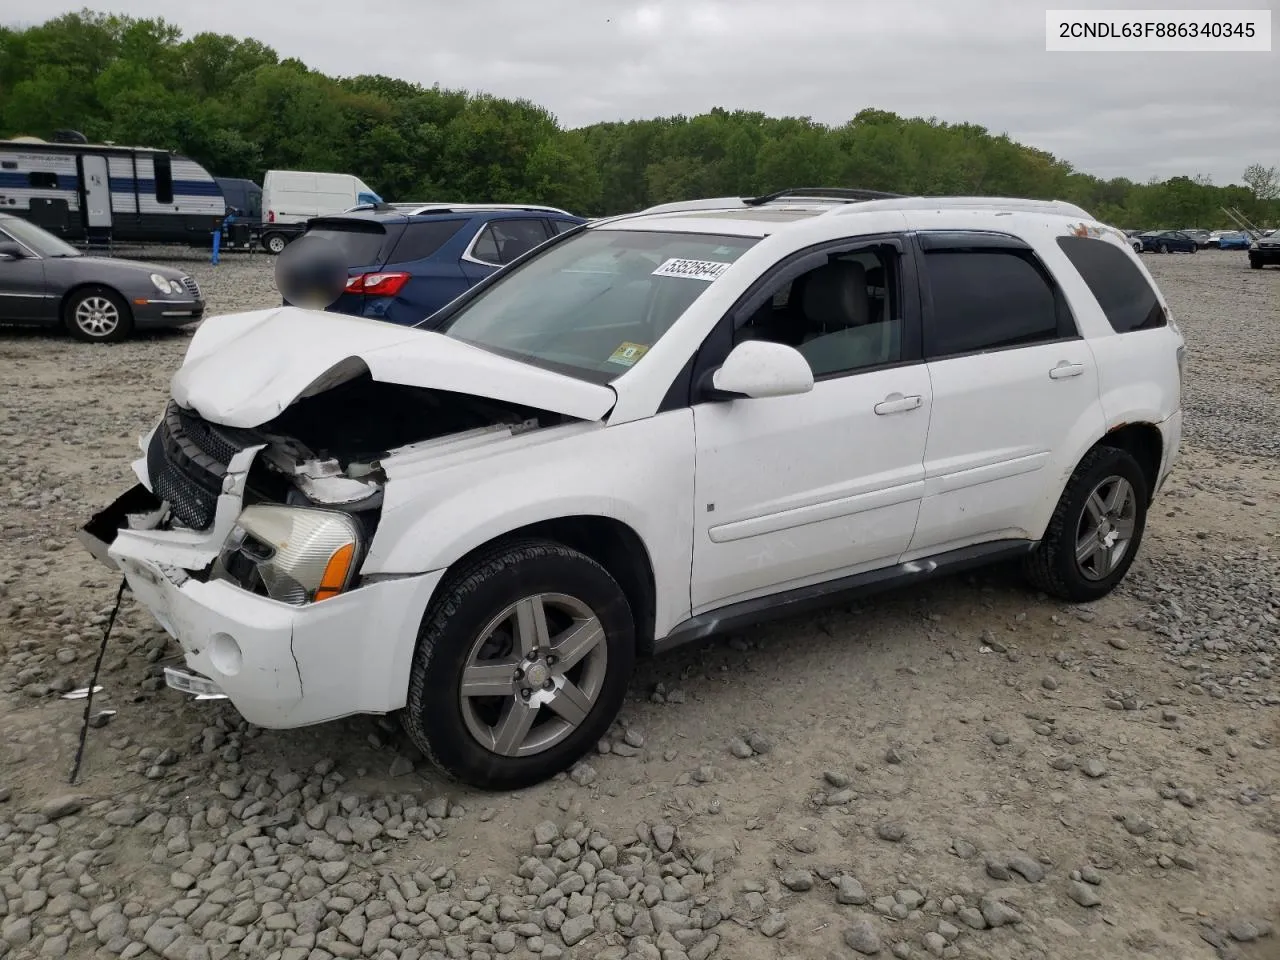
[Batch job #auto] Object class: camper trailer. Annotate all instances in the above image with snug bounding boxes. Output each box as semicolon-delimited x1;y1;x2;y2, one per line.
0;137;225;245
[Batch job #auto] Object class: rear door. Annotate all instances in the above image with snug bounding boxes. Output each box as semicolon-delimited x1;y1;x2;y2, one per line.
905;231;1105;558
459;217;552;285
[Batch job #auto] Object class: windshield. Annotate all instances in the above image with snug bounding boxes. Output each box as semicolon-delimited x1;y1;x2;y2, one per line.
439;229;759;382
0;217;80;257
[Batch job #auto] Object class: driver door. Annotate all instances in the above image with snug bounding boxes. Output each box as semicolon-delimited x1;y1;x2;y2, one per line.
689;236;931;614
0;231;49;323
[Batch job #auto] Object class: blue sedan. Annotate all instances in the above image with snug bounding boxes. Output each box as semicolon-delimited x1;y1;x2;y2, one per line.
1217;232;1251;250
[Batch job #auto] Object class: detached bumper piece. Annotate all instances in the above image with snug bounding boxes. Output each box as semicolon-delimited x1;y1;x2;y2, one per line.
78;483;167;568
163;665;227;701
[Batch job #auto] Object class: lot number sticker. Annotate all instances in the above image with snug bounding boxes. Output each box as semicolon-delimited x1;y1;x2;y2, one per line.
607;342;650;367
652;258;732;282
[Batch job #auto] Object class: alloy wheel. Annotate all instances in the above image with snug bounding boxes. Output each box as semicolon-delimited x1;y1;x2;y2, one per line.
1075;475;1138;581
74;296;120;339
459;593;608;757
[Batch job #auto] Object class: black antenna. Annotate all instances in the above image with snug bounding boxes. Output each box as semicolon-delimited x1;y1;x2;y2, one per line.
743;187;905;206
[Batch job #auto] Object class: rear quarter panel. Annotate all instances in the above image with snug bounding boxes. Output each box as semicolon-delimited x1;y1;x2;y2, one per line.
997;219;1179;534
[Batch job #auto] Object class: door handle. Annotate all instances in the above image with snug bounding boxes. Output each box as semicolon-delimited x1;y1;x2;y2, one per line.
1049;361;1085;380
874;393;923;415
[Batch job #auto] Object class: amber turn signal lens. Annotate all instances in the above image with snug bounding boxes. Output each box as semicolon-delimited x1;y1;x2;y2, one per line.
314;543;356;602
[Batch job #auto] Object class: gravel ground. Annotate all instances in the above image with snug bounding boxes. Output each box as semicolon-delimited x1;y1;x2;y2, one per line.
0;248;1276;960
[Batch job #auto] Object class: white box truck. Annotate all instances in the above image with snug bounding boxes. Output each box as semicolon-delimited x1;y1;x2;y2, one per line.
259;170;382;253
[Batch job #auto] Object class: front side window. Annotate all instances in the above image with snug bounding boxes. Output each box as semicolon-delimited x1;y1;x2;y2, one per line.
922;248;1069;358
441;229;759;383
468;218;552;266
734;245;902;377
1057;235;1165;333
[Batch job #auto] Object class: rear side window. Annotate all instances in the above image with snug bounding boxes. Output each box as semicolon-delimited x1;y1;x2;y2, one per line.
469;218;552;265
1056;236;1166;333
387;219;466;263
153;154;174;204
306;221;390;266
552;220;580;234
922;249;1070;358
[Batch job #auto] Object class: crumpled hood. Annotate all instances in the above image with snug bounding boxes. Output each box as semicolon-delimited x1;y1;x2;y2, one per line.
170;306;617;427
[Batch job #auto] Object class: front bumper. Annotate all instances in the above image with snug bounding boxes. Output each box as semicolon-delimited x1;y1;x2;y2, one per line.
1249;248;1280;265
81;449;443;728
132;299;206;327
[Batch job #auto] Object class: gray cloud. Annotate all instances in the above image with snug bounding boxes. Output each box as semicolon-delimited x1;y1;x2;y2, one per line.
7;0;1277;185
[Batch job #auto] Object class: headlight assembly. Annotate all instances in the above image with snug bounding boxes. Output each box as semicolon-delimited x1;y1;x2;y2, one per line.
150;273;177;295
220;505;362;604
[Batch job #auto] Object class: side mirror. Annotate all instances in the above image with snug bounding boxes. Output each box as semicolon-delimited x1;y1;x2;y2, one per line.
0;241;26;260
704;340;814;401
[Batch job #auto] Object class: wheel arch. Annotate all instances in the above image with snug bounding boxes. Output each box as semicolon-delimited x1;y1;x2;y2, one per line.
1094;422;1163;504
60;281;132;322
424;514;659;657
1031;418;1167;541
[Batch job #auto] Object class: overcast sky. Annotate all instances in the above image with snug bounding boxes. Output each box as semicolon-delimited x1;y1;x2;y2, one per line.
8;0;1278;185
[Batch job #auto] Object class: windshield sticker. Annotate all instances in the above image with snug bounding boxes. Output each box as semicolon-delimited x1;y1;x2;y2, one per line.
606;342;650;367
652;258;732;282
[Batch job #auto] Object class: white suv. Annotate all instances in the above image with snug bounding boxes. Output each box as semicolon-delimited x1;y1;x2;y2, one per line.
82;190;1185;790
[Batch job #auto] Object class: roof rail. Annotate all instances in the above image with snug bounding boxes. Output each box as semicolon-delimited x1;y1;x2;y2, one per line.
743;186;904;206
404;202;573;217
832;196;1094;219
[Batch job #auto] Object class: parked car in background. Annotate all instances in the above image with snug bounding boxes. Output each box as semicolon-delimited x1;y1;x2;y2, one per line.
0;212;202;341
1180;229;1211;247
260;170;383;254
83;191;1184;789
298;203;585;325
1137;230;1197;254
1249;233;1280;268
1205;231;1229;248
1217;232;1251;250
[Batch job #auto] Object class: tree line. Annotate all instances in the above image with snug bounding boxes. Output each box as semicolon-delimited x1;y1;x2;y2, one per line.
2;10;1276;228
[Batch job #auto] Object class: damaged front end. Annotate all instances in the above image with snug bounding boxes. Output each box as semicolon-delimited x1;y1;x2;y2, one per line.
79;372;567;722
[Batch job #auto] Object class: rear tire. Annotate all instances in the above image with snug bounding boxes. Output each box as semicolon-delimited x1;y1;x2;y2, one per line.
401;539;635;791
64;287;133;343
1023;446;1149;603
262;233;289;255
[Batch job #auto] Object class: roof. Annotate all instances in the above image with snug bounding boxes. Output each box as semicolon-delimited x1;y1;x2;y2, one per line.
326;205;583;225
589;192;1096;236
0;138;170;154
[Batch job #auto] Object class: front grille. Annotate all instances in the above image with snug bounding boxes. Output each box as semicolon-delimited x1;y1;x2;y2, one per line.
181;277;201;299
147;402;256;530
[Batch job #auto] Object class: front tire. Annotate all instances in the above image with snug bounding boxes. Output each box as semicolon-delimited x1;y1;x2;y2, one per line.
401;539;635;790
1024;446;1149;602
1158;243;1169;254
262;233;289;255
64;287;133;343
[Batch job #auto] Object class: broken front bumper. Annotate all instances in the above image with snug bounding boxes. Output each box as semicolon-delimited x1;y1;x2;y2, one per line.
80;447;443;728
